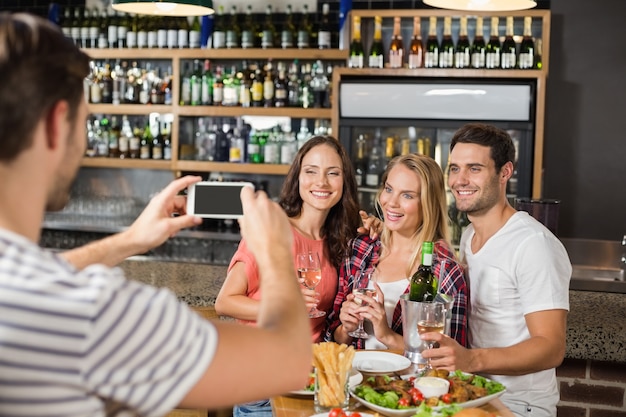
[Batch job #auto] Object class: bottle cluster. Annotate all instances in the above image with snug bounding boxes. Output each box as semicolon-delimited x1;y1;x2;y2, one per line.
185;117;330;164
86;60;173;105
57;3;337;50
350;15;542;70
85;113;172;160
180;59;333;108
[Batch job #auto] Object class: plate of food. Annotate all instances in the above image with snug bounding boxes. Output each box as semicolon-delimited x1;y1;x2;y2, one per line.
289;368;363;396
352;351;412;374
310;411;376;417
350;369;506;417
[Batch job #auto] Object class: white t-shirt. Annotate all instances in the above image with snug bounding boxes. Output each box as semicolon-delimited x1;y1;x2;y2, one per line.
460;211;571;416
0;229;218;417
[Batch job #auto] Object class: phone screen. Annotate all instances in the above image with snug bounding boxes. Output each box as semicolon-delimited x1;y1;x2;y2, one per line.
188;182;252;219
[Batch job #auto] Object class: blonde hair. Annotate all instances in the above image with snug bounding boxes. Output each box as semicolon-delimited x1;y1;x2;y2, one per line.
375;154;452;277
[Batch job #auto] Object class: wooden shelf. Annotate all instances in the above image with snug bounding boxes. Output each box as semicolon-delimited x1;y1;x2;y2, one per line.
176;161;290;175
177;106;332;119
335;67;545;79
81;157;173;170
88;104;173;115
83;48;348;61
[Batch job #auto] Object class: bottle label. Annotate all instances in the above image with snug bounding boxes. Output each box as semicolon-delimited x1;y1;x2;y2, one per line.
126;31;137;48
167;30;177;48
471;51;485;68
518;52;533;69
213;86;223;104
281;31;294;48
501;52;516;69
263;142;278;164
229;147;242;162
147;31;157;48
189;30;201;48
157;30;167;48
389;52;403;69
241;30;254;48
368;55;383;69
318;31;331;48
108;26;118;45
408;54;422;69
439;50;454;68
261;30;274;48
424;51;438;68
226;31;238;48
137;31;147;48
297;31;310;48
213;31;226;48
349;55;363;69
178;30;188;48
365;174;379;187
152;146;163;160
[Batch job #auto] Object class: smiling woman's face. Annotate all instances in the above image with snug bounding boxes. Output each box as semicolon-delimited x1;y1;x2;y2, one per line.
379;164;423;236
298;144;344;213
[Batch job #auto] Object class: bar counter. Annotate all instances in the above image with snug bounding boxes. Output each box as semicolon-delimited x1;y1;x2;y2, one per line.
118;260;626;363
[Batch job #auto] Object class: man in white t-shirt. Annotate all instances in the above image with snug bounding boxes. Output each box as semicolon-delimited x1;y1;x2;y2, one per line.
422;123;571;417
0;13;311;417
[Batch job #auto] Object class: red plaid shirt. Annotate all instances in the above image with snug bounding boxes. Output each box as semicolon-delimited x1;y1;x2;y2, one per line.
324;235;468;349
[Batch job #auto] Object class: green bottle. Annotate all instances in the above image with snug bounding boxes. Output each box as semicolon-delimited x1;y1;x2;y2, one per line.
409;241;438;302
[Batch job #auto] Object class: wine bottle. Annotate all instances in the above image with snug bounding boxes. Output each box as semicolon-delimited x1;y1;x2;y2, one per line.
241;4;256;49
349;15;364;68
201;59;213;105
212;5;226;49
408;17;423;69
471;16;486;69
438;16;454;68
518;17;535;69
455;16;470;69
297;4;313;49
190;59;202;106
189;16;201;49
136;14;147;48
365;130;384;187
485;17;501;69
139;120;152;160
424;16;439;68
260;5;277;49
388;16;404;69
368;16;384;69
281;4;296;48
409;241;438;302
501;16;516;69
318;3;331;49
225;5;240;49
534;38;543;69
354;134;367;187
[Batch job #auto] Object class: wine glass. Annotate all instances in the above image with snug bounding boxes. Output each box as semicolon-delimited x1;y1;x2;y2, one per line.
296;251;325;318
348;270;377;339
416;301;446;371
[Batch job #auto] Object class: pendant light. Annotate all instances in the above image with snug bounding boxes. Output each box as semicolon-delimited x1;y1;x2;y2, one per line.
423;0;537;11
111;0;214;16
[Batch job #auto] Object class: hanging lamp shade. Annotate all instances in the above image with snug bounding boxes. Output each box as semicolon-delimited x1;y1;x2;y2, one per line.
423;0;537;11
111;0;214;16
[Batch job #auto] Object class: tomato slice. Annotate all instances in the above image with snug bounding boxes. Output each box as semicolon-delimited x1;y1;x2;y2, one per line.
328;408;347;417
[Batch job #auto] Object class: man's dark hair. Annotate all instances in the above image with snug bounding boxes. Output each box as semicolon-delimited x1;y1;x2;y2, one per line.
450;123;516;172
0;13;90;161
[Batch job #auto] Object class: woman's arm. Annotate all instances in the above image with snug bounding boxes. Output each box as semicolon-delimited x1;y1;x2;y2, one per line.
214;261;260;321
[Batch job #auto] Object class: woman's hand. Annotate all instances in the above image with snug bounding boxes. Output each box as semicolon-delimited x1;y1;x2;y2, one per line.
356;210;383;239
299;285;320;313
338;293;361;333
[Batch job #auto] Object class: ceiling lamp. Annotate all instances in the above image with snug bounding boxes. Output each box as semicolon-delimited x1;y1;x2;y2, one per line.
423;0;537;11
111;0;214;16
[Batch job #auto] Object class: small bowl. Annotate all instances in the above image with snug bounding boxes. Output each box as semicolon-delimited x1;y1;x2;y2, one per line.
413;376;450;398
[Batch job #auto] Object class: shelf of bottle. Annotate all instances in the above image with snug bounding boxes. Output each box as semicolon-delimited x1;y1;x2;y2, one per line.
81;157;173;170
335;67;545;79
176;160;290;175
177;106;332;118
82;48;349;61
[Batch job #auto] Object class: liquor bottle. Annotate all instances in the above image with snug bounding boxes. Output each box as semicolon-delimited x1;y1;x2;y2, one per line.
229;127;245;163
79;7;90;48
485;17;501;69
222;66;240;106
241;5;256;48
212;66;224;106
61;6;72;39
354;134;367;187
439;16;454;68
239;62;252;107
166;15;178;48
409;241;437;302
455;16;470;69
108;115;120;158
501;16;516;69
106;6;118;48
260;5;277;49
318;3;331;49
139;120;152;159
247;131;261;163
274;64;288;107
310;60;329;108
126;13;138;48
161;121;172;160
190;59;202;106
177;16;189;49
388;17;404;69
157;15;168;48
251;66;264;107
151;117;164;160
287;60;301;107
424;16;439;68
118;115;131;159
100;63;113;104
281;4;296;48
137;15;148;48
384;136;396;166
368;16;384;69
201;59;213;105
518;16;535;69
225;5;240;49
296;118;310;149
129;124;141;159
88;8;99;49
349;15;364;68
180;62;191;105
471;16;486;69
297;4;313;49
212;5;226;49
263;62;275;107
408;17;423;69
147;16;158;48
70;7;81;47
189;15;201;48
365;130;384;187
534;38;543;69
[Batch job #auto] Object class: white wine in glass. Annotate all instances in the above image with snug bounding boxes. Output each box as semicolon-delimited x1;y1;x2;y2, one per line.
349;271;376;339
416;301;445;371
297;252;325;318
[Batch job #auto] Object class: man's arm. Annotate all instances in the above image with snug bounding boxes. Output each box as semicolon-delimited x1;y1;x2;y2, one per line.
425;309;568;375
179;187;311;408
61;176;203;269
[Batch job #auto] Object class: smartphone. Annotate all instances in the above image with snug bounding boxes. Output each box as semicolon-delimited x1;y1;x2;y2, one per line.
186;181;255;219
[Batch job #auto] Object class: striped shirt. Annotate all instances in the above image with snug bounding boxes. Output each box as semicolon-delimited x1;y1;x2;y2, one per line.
0;229;217;417
324;235;468;349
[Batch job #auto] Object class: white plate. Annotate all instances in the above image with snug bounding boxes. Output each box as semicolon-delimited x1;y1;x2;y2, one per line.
350;373;507;417
352;351;412;374
289;369;363;396
310;413;375;417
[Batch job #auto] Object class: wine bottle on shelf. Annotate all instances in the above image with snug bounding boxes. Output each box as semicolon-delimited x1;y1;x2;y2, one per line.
501;16;516;69
212;5;226;49
190;59;202;106
106;6;118;48
388;16;404;69
438;16;454;68
318;3;332;49
225;5;240;49
157;15;167;48
281;4;296;48
485;16;501;69
518;16;535;69
61;6;71;39
349;15;364;68
384;136;396;166
260;5;277;49
455;16;470;69
189;15;201;48
354;134;367;187
80;7;90;48
139;119;152;160
88;8;99;49
424;16;439;68
408;17;423;69
368;16;384;69
146;16;158;49
136;15;147;48
365;130;384;187
409;241;438;302
534;38;543;69
471;16;486;69
297;4;313;49
241;5;256;49
201;59;213;105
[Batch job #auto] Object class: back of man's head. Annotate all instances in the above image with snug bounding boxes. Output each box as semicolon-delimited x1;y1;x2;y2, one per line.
0;13;89;162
